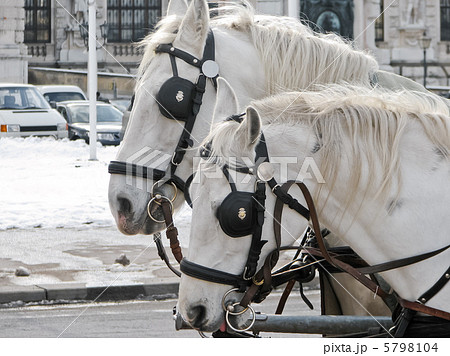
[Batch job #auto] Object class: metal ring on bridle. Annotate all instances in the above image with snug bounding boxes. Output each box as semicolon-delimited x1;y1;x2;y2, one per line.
225;301;249;316
151;181;177;204
225;303;256;332
221;288;240;312
147;195;174;223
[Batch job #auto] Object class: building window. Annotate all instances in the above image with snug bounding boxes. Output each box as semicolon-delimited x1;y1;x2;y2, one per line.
300;0;354;40
375;0;384;42
441;0;450;41
24;0;51;43
107;0;161;43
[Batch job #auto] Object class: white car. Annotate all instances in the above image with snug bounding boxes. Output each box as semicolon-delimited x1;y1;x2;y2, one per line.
0;83;68;139
37;85;87;107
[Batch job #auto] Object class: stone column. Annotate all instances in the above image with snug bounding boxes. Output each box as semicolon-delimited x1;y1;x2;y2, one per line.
0;0;29;83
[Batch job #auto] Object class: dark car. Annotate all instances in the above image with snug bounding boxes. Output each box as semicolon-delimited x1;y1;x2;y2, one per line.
56;101;122;145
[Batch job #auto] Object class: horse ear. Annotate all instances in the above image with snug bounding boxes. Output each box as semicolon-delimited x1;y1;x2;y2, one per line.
242;106;262;147
167;0;188;16
175;0;210;57
213;78;240;122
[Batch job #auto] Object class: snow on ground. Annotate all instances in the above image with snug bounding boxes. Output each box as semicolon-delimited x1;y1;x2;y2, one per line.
0;137;191;245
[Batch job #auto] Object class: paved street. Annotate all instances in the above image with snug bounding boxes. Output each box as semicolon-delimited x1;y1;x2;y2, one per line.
0;290;321;338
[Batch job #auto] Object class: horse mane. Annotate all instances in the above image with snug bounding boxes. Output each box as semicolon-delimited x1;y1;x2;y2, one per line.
207;85;449;217
137;15;182;82
136;2;379;92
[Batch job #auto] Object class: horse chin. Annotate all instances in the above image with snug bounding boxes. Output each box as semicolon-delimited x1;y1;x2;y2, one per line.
183;307;225;333
196;317;225;333
117;218;165;235
116;213;165;235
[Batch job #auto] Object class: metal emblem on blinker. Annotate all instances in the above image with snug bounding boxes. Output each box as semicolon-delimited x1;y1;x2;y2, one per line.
238;208;247;220
176;91;184;102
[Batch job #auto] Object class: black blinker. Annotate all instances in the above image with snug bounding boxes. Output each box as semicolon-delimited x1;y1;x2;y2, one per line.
216;191;256;238
157;77;195;121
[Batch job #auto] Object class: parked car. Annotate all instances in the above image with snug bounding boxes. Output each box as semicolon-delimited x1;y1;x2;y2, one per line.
109;98;131;113
56;101;122;145
0;83;68;139
37;85;87;108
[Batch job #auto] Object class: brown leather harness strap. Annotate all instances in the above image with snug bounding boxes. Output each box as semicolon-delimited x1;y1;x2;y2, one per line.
275;279;296;314
280;182;390;300
160;199;183;263
272;181;390;313
397;298;450;321
282;182;450;321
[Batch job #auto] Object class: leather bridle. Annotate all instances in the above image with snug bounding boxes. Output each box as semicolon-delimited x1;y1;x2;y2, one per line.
108;31;219;271
180;123;313;308
180;117;450;334
108;31;218;194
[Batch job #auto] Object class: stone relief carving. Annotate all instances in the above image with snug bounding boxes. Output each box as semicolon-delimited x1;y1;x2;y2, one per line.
74;0;88;22
60;0;88;51
402;0;425;27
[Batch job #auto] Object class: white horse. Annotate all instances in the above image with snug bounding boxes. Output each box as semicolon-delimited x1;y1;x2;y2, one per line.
177;79;450;335
109;0;434;235
108;0;444;316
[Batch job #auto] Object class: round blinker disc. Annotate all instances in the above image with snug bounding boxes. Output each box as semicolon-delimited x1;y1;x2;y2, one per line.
257;162;275;182
202;60;219;78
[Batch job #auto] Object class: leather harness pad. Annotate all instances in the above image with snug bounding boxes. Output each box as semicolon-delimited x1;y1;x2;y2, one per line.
157;77;195;121
217;191;256;238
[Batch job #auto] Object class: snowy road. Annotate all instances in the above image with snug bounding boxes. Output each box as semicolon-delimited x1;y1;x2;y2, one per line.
0;137;191;233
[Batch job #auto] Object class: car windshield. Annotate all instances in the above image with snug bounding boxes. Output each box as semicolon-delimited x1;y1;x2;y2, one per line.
110;99;131;112
0;87;50;110
44;92;86;103
68;104;123;123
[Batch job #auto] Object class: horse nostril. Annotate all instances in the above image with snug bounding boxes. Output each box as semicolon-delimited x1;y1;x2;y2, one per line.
188;304;207;329
118;197;132;215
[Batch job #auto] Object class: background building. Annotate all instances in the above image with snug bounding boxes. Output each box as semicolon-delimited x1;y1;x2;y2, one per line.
1;1;449;93
0;0;28;83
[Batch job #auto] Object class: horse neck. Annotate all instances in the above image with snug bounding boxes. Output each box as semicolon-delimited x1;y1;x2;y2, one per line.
246;21;377;94
213;28;266;103
266;122;450;312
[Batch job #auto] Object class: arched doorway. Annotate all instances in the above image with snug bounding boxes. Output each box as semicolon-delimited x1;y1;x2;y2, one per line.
300;0;354;39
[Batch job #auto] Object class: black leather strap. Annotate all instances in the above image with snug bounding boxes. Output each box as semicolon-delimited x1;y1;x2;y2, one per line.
155;44;203;69
358;244;450;275
418;265;450;304
108;160;165;180
180;258;247;289
108;160;186;192
169;31;216;172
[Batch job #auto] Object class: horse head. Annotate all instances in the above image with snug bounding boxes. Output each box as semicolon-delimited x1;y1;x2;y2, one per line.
108;0;264;235
177;79;311;331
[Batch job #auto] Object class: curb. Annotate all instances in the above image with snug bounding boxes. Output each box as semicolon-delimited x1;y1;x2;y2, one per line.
0;280;180;305
0;276;320;305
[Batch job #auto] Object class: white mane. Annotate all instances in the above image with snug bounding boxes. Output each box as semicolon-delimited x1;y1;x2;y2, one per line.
137;2;379;92
207;85;450;213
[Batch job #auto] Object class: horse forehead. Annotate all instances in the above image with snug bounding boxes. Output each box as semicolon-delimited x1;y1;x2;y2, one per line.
140;50;200;86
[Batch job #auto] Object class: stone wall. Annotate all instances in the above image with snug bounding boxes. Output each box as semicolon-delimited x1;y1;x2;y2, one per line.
28;67;135;99
0;0;28;83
